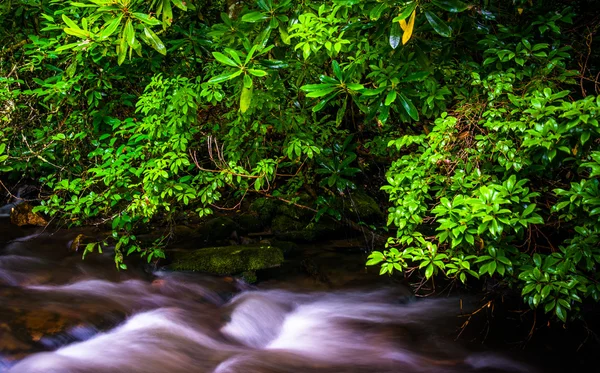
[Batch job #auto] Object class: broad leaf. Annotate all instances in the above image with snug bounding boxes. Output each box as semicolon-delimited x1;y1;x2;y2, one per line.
240;85;253;113
397;92;419;121
248;69;268;77
208;70;243;84
392;2;418;22
389;22;401;49
306;87;339;98
99;14;123;39
212;51;239;67
402;9;416;45
432;0;469;13
133;13;161;26
243;74;253;88
332;60;343;81
61;15;80;30
425;11;452;37
143;26;166;55
171;0;188;11
64;28;90;38
124;19;135;48
385;90;397;106
242;11;269;22
117;33;127;65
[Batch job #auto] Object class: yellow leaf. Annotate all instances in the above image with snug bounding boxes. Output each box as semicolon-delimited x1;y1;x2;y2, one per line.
240;85;253;113
402;9;416;45
517;8;523;15
399;19;407;31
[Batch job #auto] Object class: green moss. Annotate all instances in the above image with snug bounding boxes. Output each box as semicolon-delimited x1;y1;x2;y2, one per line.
237;271;257;283
195;216;238;242
352;192;383;219
169;245;284;275
235;213;264;233
334;191;384;224
271;214;306;233
249;198;280;222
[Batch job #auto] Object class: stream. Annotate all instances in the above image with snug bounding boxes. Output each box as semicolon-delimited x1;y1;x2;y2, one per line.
0;220;542;373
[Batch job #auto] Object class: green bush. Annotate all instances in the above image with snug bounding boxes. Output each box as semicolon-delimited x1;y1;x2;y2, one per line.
1;0;598;321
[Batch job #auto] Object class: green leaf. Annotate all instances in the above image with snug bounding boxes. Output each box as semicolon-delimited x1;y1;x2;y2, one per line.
392;2;418;22
242;11;269;22
385;90;397;106
117;33;127;65
248;69;268;77
224;48;242;65
425;263;434;279
208;69;243;83
301;83;337;91
432;0;469;12
62;15;80;30
279;26;291;44
346;83;364;91
133;13;161;26
402;71;430;82
488;260;497;276
124;19;135;47
533;253;542;267
100;13;123;39
240;85;253;113
366;251;385;265
544;299;556;313
243;74;253;88
332;61;343;81
162;0;173;26
389;22;401;49
260;59;289;69
555;304;567;322
306;87;339;98
171;0;188;11
143;26;166;55
212;51;239;67
397;92;419;121
425;11;452;37
64;28;90;38
312;91;338;112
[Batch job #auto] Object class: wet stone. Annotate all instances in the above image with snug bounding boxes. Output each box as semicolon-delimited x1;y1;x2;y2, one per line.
9;203;47;227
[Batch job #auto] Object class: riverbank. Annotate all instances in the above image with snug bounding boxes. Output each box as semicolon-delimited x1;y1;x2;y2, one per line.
1;219;599;372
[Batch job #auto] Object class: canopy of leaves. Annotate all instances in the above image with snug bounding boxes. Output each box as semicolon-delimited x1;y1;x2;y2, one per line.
1;0;599;323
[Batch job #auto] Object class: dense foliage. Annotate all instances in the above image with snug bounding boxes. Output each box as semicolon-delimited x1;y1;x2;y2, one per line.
1;0;599;322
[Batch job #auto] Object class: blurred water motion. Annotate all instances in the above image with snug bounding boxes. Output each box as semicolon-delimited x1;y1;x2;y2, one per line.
0;223;532;373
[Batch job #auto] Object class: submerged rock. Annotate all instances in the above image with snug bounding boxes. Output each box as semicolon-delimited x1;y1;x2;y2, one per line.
169;245;284;275
9;203;47;227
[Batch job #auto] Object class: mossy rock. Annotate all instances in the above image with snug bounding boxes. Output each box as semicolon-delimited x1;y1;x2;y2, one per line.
274;219;344;243
236;271;257;284
276;195;313;221
10;203;47;227
249;198;280;223
337;191;384;224
195;216;239;243
169;245;284;275
250;195;314;225
234;213;265;234
271;214;306;233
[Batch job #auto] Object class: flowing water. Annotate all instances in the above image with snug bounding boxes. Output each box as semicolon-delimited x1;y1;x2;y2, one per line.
0;220;540;373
